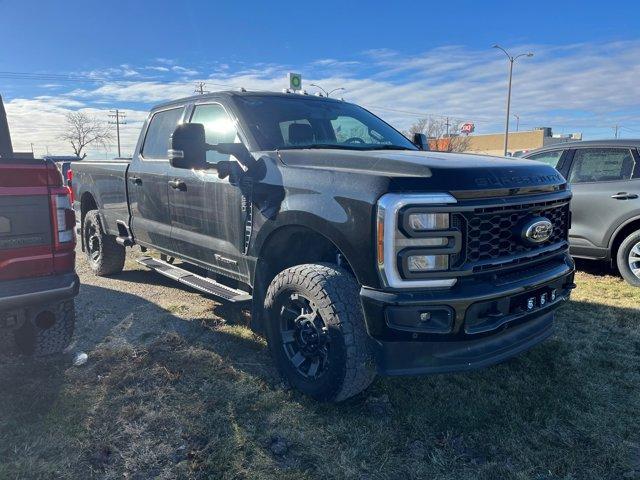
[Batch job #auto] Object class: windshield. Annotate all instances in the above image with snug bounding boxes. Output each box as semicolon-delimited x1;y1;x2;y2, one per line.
234;95;417;151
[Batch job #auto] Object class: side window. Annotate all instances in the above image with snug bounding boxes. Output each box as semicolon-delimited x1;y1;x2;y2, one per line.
568;148;636;183
190;104;238;163
141;108;183;159
526;150;564;169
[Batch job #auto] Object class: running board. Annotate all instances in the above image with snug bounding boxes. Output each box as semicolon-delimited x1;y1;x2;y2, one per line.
137;256;252;304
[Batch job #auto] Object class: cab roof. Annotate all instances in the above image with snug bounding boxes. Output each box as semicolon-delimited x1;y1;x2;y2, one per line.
151;90;345;112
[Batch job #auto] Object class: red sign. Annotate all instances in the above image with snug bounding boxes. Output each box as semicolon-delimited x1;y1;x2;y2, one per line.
460;122;475;134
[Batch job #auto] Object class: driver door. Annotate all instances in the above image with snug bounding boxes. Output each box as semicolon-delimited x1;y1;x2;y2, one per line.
167;102;249;281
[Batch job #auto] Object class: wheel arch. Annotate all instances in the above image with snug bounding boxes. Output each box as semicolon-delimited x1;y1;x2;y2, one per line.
250;224;360;334
609;215;640;265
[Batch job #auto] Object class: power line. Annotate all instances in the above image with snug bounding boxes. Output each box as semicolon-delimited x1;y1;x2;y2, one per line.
108;109;127;157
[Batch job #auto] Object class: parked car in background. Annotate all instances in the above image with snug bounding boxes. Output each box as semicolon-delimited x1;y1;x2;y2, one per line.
0;157;79;356
522;140;640;286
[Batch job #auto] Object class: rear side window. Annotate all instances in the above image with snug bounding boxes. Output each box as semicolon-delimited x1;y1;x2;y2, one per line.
526;150;564;169
141;107;183;159
568;148;636;183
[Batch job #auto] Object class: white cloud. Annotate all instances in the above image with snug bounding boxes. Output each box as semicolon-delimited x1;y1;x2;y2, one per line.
6;40;640;157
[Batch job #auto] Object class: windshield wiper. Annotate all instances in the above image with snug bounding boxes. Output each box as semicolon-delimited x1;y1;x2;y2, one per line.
278;144;363;151
366;145;415;151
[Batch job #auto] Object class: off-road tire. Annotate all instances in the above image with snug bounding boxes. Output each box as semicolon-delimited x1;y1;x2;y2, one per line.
83;210;125;276
14;300;75;357
264;263;376;402
617;230;640;287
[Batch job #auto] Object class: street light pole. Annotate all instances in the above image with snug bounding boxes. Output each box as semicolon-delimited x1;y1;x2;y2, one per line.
493;45;533;156
309;83;346;97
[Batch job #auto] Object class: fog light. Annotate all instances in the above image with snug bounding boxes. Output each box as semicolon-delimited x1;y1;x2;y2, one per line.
407;254;449;272
419;312;431;322
407;213;449;231
526;297;536;310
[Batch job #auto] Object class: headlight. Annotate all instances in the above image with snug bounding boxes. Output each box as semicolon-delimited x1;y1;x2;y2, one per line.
407;213;449;231
406;254;449;272
376;193;459;289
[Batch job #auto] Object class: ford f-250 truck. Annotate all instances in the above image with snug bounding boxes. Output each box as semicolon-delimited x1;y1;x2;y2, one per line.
1;158;78;356
71;91;575;401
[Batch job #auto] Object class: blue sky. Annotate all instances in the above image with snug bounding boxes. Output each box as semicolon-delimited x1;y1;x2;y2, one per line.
1;0;639;156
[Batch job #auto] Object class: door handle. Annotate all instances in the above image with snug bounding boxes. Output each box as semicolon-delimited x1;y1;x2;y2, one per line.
611;192;639;200
168;179;187;191
129;176;142;185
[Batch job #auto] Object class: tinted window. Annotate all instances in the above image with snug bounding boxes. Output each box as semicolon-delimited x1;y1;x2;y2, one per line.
141;108;183;159
190;103;239;163
568;148;636;183
526;150;564;169
234;96;416;151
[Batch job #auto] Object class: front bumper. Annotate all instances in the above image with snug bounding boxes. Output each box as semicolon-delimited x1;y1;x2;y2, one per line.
0;272;80;313
360;255;575;376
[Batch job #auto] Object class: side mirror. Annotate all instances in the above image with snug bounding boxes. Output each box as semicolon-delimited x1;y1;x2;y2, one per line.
413;133;430;151
168;123;207;170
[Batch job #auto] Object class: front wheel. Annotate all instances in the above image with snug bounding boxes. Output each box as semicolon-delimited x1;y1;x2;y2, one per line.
617;230;640;287
264;263;376;402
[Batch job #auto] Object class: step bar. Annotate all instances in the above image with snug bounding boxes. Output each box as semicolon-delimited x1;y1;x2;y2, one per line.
137;256;252;304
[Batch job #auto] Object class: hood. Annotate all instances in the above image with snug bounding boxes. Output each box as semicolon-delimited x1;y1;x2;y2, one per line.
277;149;566;193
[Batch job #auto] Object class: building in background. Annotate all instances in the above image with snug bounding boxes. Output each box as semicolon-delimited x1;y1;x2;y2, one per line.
463;127;582;156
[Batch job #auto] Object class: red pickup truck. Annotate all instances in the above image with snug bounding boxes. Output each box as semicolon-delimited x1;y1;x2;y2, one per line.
0;158;79;356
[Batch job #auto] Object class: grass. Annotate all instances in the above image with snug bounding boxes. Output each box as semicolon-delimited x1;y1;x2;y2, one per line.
1;265;639;480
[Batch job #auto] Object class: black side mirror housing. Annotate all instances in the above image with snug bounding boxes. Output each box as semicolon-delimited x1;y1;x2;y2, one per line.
413;133;430;151
169;123;207;170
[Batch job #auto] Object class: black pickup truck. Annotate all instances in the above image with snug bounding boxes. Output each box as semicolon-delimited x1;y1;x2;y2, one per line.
72;91;575;401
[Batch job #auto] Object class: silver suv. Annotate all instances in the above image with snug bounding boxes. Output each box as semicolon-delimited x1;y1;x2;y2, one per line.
523;140;640;286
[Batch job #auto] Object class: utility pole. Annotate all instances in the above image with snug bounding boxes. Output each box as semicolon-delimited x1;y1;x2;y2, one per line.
444;117;451;137
613;125;620;139
108;109;127;158
513;114;520;132
493;45;534;156
30;143;34;154
194;82;209;95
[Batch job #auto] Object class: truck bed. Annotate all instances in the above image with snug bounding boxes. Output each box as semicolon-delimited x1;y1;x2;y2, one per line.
71;159;130;237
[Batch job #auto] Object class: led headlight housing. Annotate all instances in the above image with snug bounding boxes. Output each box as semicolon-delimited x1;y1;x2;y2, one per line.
376;193;461;288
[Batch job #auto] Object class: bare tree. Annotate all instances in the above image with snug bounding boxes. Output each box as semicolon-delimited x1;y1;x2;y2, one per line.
406;117;471;153
60;112;112;159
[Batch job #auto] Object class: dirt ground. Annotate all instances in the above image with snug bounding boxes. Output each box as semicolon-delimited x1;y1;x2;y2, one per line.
0;247;639;480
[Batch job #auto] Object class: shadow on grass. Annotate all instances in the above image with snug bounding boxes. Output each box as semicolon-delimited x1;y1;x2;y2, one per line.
1;281;638;480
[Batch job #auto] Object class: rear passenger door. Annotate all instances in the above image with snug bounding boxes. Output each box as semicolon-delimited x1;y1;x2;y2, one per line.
566;147;640;256
128;106;184;253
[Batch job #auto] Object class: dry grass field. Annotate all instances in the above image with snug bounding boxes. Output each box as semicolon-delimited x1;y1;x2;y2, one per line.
1;251;639;480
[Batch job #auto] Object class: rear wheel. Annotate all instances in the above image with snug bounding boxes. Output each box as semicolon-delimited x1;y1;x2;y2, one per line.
264;263;376;402
14;300;75;357
617;230;640;287
83;210;125;276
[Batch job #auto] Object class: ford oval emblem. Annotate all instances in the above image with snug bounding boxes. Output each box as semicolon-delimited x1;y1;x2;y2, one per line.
522;217;553;244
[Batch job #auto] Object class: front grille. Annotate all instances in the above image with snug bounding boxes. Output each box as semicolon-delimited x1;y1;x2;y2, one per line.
455;199;569;268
